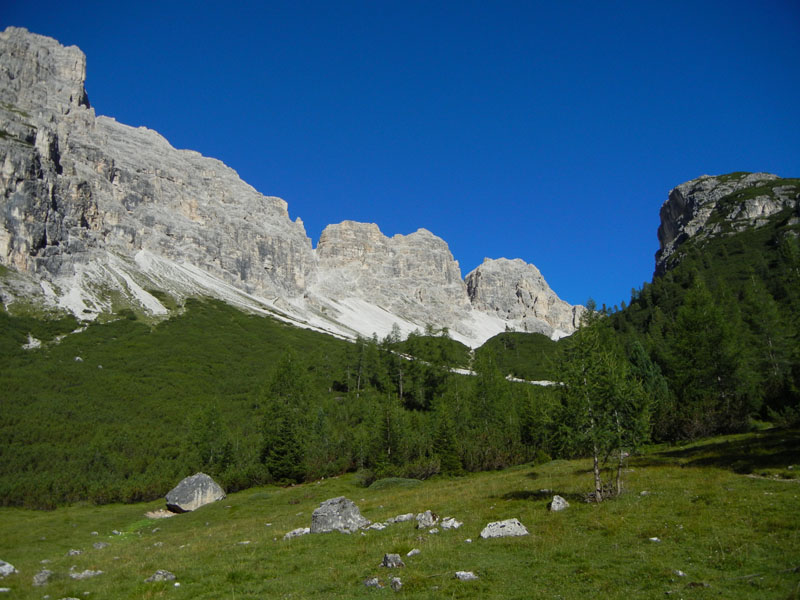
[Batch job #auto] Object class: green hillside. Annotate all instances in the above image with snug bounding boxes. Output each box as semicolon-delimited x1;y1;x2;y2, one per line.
0;429;797;599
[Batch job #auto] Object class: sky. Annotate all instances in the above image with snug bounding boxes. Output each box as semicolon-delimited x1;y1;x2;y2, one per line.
4;1;799;308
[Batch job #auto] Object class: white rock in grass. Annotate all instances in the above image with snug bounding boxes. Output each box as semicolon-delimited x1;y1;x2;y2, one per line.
388;513;415;523
381;554;405;568
547;495;569;511
165;473;225;513
310;497;370;534
479;518;529;538
145;569;176;582
455;571;478;581
441;517;463;530
0;561;16;578
406;548;420;557
415;510;438;529
283;527;310;540
69;569;103;580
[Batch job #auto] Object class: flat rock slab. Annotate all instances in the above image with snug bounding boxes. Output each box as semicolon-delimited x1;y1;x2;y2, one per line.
165;472;225;513
479;518;529;538
310;497;370;534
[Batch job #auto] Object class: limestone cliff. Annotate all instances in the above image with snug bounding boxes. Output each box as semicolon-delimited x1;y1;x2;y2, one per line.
0;27;582;346
655;172;799;275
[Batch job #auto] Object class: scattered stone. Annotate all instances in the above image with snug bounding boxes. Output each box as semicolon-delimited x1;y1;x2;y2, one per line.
381;554;405;568
0;588;10;593
41;559;51;564
145;570;176;583
465;538;472;543
390;577;403;591
0;561;16;578
455;571;478;581
237;541;251;545
364;577;383;588
479;518;529;538
407;548;420;557
33;570;53;586
90;531;98;536
165;472;226;513
111;530;122;536
145;509;176;519
548;495;569;512
428;528;439;534
310;497;370;534
649;537;661;543
441;517;463;530
153;542;163;547
674;570;686;577
388;513;415;523
283;527;310;540
92;542;109;550
74;356;83;362
152;528;161;533
66;549;82;556
367;522;387;531
415;510;438;529
69;569;103;580
640;490;650;496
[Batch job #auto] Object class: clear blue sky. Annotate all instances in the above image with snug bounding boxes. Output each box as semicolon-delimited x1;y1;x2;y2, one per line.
5;1;799;308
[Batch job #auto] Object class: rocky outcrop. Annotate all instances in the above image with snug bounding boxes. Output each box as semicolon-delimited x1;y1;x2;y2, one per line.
655;172;799;275
466;258;584;337
165;472;225;513
310;496;370;534
0;27;583;346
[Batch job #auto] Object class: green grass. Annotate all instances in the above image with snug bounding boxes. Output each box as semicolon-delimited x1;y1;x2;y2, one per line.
1;429;797;599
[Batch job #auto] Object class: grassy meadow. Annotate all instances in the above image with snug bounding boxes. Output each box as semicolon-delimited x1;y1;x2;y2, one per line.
0;428;798;599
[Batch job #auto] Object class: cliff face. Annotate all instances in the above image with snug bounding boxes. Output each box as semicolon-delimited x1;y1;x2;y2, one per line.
655;172;799;276
0;27;582;346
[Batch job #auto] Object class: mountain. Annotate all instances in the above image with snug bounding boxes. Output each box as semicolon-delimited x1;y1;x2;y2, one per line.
0;27;582;347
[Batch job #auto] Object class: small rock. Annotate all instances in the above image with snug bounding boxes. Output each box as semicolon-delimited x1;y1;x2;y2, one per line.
145;570;176;583
388;513;415;523
237;541;251;545
390;577;402;591
441;517;463;530
33;570;53;586
455;571;478;581
364;577;383;588
640;490;650;496
153;542;163;547
415;510;438;529
74;356;83;362
69;569;103;580
90;531;98;536
688;582;710;588
0;561;17;578
465;538;472;543
283;527;310;540
406;548;420;557
548;495;569;511
92;542;109;550
649;537;661;543
0;588;10;593
152;528;160;533
381;554;405;568
41;559;51;564
428;528;439;534
174;582;180;587
674;569;686;577
480;518;529;538
66;549;82;556
111;530;122;536
367;522;387;531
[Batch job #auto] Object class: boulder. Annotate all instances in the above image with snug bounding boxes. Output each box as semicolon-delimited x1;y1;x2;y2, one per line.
0;561;16;578
547;495;569;511
381;554;405;568
415;510;438;529
310;497;370;534
479;518;529;539
165;472;225;513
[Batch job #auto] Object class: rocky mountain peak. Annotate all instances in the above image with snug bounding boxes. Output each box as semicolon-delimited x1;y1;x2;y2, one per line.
655;172;799;275
0;28;583;347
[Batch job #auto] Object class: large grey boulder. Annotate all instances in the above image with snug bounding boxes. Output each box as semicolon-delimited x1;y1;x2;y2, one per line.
479;518;529;539
0;561;16;578
310;497;370;534
165;472;225;513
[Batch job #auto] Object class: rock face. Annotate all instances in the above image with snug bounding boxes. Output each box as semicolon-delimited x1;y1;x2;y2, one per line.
479;518;529;538
310;496;370;534
655;172;799;275
165;472;225;513
0;27;583;347
466;258;584;337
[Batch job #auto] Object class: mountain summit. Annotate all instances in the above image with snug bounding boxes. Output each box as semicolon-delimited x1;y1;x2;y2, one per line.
0;27;582;346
